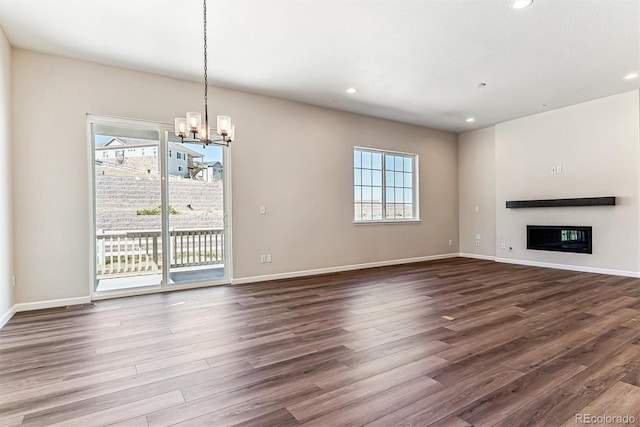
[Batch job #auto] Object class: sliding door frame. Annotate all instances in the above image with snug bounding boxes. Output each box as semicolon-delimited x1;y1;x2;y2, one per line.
87;114;232;300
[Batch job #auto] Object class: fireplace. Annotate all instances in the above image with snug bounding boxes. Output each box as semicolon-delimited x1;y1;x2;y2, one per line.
527;225;592;254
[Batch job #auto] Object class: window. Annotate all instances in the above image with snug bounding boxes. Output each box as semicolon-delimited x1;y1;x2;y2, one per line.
178;166;183;172
102;151;108;158
169;150;172;157
177;152;183;160
354;147;417;222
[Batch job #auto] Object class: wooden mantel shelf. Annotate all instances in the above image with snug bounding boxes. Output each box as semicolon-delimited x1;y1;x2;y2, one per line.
505;196;616;209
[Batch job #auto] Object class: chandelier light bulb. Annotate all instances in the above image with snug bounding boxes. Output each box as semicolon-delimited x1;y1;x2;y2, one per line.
174;118;188;138
200;125;210;140
186;112;201;132
227;124;235;142
217;115;232;136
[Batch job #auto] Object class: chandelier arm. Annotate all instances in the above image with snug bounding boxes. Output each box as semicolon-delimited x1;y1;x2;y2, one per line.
181;134;229;147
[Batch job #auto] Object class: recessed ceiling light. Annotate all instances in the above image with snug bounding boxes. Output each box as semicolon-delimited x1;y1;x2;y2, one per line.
466;118;476;123
346;88;357;94
511;0;533;9
625;73;639;80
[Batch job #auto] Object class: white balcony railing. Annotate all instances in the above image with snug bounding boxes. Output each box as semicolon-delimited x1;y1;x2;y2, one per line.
96;228;224;278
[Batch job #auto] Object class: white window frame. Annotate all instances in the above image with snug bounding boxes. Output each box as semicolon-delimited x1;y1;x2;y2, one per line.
353;146;420;224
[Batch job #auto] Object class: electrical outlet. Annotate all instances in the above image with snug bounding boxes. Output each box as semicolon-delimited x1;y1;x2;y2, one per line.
448;240;452;246
475;234;481;240
475;240;480;246
474;206;480;213
501;242;506;249
266;254;272;263
260;255;266;263
551;166;556;174
259;205;266;215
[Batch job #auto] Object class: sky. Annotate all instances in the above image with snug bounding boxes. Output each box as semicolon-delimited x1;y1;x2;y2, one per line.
95;135;223;163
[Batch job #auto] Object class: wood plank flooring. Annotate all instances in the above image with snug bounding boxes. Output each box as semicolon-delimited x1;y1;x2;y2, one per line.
2;258;640;426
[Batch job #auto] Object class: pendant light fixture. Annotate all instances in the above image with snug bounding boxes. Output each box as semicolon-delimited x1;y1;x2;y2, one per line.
175;0;235;146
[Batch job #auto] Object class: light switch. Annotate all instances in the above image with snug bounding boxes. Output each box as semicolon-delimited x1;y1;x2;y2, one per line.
475;234;481;240
259;205;266;215
474;206;480;213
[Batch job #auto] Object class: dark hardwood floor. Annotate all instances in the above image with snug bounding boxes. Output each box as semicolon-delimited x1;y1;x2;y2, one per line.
2;258;640;426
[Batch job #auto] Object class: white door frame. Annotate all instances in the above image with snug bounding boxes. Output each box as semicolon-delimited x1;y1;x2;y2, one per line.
87;114;232;300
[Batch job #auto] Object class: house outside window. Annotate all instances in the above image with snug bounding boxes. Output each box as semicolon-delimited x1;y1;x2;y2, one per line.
353;147;418;222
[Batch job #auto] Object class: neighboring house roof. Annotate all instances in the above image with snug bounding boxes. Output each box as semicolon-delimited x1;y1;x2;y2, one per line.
95;137;204;158
205;161;223;168
168;142;204;159
96;137;156;148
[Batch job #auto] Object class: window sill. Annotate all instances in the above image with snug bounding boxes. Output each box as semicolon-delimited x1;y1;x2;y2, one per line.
353;219;422;226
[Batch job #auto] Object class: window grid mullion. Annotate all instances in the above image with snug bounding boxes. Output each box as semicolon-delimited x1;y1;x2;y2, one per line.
381;152;386;220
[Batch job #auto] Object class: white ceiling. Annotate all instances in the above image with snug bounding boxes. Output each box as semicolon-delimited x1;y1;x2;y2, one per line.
0;0;638;132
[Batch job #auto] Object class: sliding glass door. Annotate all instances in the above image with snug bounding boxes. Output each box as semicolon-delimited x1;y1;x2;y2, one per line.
165;131;227;285
90;117;229;294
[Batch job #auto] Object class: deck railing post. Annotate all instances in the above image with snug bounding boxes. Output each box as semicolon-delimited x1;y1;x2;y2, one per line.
152;234;158;273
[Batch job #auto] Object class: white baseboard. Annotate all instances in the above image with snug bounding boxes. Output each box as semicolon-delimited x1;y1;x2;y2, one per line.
0;304;16;329
232;253;460;285
459;253;497;261
495;257;640;278
12;296;92;313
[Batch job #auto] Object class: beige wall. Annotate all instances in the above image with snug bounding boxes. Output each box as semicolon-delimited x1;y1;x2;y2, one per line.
495;91;640;273
0;27;13;321
458;127;496;257
11;49;459;304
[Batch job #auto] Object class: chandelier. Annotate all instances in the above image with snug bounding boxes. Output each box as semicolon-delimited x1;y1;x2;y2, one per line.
174;0;235;146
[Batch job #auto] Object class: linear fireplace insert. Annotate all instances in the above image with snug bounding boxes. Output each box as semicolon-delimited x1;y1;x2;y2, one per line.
527;225;592;254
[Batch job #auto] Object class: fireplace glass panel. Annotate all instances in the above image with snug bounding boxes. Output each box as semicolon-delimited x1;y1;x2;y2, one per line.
527;225;592;254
